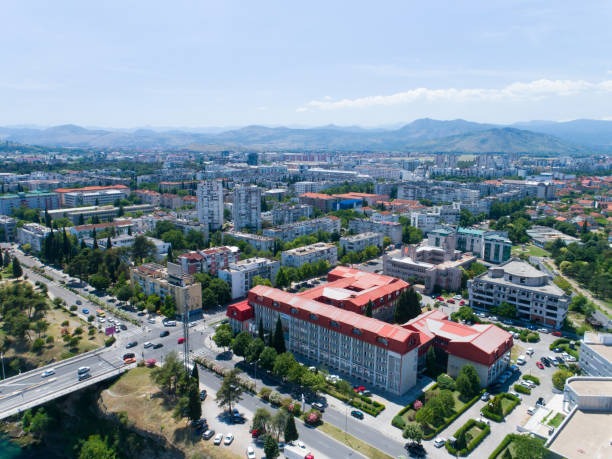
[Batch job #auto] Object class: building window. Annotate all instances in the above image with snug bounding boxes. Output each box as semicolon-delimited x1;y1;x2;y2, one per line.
330;320;339;328
309;313;318;321
376;337;388;346
290;307;298;315
272;301;279;308
352;328;362;335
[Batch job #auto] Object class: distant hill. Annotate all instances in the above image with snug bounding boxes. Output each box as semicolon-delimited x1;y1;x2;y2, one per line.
1;118;609;153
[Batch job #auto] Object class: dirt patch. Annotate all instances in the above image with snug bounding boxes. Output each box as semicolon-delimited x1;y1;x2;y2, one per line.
100;367;239;459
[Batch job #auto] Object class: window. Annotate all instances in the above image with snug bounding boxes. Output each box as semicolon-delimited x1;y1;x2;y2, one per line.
272;301;279;308
352;328;362;335
309;313;318;321
330;320;339;328
376;337;388;346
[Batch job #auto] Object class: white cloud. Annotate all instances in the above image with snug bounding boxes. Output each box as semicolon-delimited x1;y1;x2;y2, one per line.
298;79;612;111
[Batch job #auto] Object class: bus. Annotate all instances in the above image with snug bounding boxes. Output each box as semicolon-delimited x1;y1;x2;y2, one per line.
96;309;106;318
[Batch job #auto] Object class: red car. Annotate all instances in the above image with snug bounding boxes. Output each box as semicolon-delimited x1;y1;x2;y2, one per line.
551;331;562;337
436;296;445;301
536;361;544;369
459;300;466;306
447;299;455;304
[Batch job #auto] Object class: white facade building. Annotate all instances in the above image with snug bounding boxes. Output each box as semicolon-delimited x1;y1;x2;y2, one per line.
232;185;261;232
196;180;224;232
281;242;338;268
339;232;384;253
219;257;280;300
580;333;612;377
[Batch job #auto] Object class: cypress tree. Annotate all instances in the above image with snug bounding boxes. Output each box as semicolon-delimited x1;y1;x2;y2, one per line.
365;300;373;317
11;257;23;278
258;318;265;341
284;413;299;443
106;236;112;249
273;316;286;354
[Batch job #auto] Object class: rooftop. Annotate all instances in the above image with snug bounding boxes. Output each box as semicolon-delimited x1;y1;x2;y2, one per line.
547;410;612;459
500;260;546;278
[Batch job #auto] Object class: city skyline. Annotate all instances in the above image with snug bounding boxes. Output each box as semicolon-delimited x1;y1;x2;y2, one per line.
1;1;611;127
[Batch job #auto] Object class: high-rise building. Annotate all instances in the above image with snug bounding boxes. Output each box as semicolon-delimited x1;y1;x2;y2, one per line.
196;180;224;232
232;185;261;232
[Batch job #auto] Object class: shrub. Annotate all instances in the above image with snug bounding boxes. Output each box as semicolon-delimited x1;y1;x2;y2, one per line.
69;305;77;311
104;336;116;347
446;419;490;456
523;374;540;385
31;338;45;353
45;336;54;344
488;434;517;459
513;384;531;395
259;387;272;401
413;400;423;411
61;320;69;327
392;415;406;429
287;401;301;416
268;391;282;406
304;409;322;426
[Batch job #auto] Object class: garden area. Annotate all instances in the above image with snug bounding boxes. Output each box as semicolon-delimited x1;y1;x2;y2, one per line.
392;368;483;440
446;418;491;456
489;433;550;459
481;393;521;422
549;338;580;359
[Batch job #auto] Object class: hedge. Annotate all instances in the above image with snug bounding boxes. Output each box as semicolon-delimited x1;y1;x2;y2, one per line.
422;391;483;440
513;384;531;395
445;419;491;456
392;415;406;429
488;434;515;459
523;374;540;385
480;408;503;423
322;384;386;416
481;393;520;422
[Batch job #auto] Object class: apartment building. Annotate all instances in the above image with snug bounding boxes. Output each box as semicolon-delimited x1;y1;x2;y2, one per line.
340;232;384;253
281;242;338;268
55;185;129;207
0;216;17;242
0;191;60;216
232;185;261;232
225;231;275;252
263;217;341;242
434;227;512;264
130;263;202;316
219;257;280;300
263;204;313;226
196;180;224;232
238;285;420;395
16;223;54;252
468;259;570;328
403;310;513;386
46;204;154;225
170;246;240;276
69;220;134;240
348;219;403;244
292;181;328;195
579;332;612;377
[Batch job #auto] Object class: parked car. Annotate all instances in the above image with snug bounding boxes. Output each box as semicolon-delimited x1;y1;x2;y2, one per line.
536;397;546;406
433;438;446;448
527;406;536;415
202;429;215;440
508;390;522;400
311;402;325;412
224;433;234;445
178;337;185;344
350;410;364;419
213;433;223;445
538;328;550;334
447;298;455;304
126;341;138;348
159;330;170;337
552;331;563;337
480;392;491;401
82;308;89;314
123;352;136;360
453;295;462;300
143;341;153;348
152;343;163;349
536;361;544;369
76;300;82;305
246;446;256;459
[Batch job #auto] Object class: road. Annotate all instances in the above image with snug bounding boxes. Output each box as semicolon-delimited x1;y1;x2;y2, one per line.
197;368;366;459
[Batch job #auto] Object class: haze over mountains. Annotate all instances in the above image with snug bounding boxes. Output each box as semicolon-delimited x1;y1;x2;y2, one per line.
1;118;612;153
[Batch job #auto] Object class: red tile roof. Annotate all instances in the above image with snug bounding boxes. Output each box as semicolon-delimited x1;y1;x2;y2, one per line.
248;285;419;354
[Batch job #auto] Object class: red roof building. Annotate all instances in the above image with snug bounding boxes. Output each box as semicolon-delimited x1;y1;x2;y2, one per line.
403;310;513;386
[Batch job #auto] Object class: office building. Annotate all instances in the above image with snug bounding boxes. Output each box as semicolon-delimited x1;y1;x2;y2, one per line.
468;259;570;328
580;333;612;377
348;219;403;244
55;185;129;207
0;191;60;216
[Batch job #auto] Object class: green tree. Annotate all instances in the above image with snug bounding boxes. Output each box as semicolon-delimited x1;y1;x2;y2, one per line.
394;288;421;323
456;365;481;399
284;412;299;443
403;423;424;444
150;351;184;396
213;324;233;350
258;346;278;370
216;369;243;414
79;434;117;459
273;352;297;379
258;318;265;341
436;373;455;391
264;434;280;459
201;287;218;309
131;235;155;263
29;408;52;438
552;369;573;391
253;275;272;287
11;257;23;278
364;300;373;318
512;434;547;459
272;316;286;354
231;331;253;358
275;267;290;288
185;378;202;421
246;338;266;363
252;407;272;433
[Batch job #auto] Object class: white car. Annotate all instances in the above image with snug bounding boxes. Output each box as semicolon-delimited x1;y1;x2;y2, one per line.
433;438;446;448
41;368;55;377
213;433;223;445
98;317;106;323
453;295;462;300
246;446;256;459
143;342;153;348
224;433;234;445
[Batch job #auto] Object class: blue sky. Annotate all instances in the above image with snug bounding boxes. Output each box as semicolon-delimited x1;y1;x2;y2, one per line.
1;1;611;128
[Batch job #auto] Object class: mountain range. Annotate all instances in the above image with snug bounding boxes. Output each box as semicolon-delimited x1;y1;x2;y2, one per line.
1;118;612;153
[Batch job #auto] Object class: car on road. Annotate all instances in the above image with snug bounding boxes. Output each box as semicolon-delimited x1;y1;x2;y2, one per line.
143;342;153;348
224;433;234;445
350;410;364;420
77;366;90;375
41;368;55;377
123;352;135;360
82;308;89;314
159;330;170;337
202;429;215;440
126;341;138;348
433;438;446;448
311;402;325;412
152;343;163;349
213;433;223;445
163;320;177;327
536;361;544;369
78;372;92;381
246;446;256;459
200;389;207;401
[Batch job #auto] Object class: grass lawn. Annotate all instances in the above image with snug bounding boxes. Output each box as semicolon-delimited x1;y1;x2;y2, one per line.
318;422;394;459
547;412;566;428
512;244;550;257
511;344;524;361
501;398;515;414
102;367;240;459
466;425;483;441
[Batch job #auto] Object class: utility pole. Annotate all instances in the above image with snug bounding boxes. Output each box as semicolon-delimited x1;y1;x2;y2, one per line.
182;288;190;371
1;353;5;380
